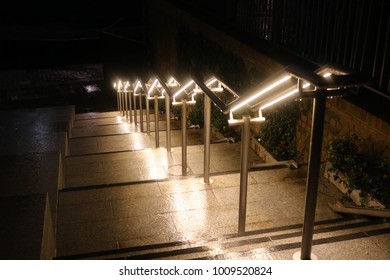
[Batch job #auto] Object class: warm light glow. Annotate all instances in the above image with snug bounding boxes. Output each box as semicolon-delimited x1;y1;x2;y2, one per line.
260;82;310;110
134;80;141;93
230;75;291;112
323;72;332;78
173;80;194;98
113;82;117;89
124;81;130;90
167;77;179;87
206;78;217;87
118;80;123;90
148;79;159;95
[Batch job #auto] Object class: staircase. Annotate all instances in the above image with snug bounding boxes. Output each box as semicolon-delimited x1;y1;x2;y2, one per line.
55;216;390;260
55;109;390;260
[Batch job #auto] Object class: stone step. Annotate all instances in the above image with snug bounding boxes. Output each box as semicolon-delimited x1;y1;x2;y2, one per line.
67;128;206;156
70;119;182;138
55;216;390;260
74;111;120;120
64;142;260;189
0;152;65;227
0;193;55;260
73;111;167;126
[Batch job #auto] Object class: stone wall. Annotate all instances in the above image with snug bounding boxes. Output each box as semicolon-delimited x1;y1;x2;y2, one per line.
296;97;390;164
148;0;390;164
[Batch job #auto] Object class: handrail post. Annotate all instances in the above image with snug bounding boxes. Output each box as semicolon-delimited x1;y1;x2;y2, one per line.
154;95;159;147
299;92;326;260
165;93;172;151
133;91;138;127
139;93;144;132
124;90;129;119
118;90;123;115
129;90;133;123
181;99;187;176
238;115;251;234
146;97;150;135
203;95;212;184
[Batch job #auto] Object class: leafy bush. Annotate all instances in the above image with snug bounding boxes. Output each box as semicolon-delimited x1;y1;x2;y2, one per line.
187;90;241;140
258;103;299;160
327;133;390;207
187;94;204;127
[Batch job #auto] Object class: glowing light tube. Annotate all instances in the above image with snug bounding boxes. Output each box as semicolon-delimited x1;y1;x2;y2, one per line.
148;79;159;95
173;80;194;98
134;80;141;93
260;82;310;110
124;81;130;90
230;75;291;112
206;78;217;87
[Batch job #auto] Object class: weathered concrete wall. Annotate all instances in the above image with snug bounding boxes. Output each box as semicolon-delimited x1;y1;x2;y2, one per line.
148;0;390;164
296;98;390;163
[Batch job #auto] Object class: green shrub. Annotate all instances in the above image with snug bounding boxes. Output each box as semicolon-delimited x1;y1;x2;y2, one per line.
258;103;299;160
327;133;390;207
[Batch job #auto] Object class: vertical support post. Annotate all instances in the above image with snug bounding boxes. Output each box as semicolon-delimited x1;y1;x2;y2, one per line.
124;91;129;119
118;91;123;115
116;91;120;112
181;99;187;176
238;115;250;234
128;90;133;123
300;92;327;260
121;90;125;116
146;97;150;135
139;94;144;132
154;96;159;148
133;93;138;126
165;93;172;151
203;95;212;184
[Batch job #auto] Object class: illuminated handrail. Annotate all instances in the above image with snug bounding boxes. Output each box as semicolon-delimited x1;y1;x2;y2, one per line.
156;75;174;97
191;76;231;112
224;64;371;117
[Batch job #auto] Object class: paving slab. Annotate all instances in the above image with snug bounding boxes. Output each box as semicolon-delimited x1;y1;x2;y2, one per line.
56;169;390;259
0;152;63;226
64;142;260;188
56;110;390;259
0;106;74;156
0;193;55;260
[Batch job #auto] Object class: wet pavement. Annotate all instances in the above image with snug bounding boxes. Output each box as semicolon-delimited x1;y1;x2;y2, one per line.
0;64;114;113
55;109;390;260
0;106;74;259
1;102;390;260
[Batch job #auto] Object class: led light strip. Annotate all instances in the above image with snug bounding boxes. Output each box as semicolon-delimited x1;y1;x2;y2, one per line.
134;80;141;93
148;79;159;95
260;82;310;110
230;75;291;112
173;80;194;98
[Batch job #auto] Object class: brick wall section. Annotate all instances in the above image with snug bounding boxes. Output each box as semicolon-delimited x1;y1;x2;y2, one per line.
296;97;390;164
149;0;390;164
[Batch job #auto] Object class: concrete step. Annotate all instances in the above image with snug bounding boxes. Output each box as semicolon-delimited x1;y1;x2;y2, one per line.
64;142;260;189
0;193;55;260
67;128;206;156
55;216;390;260
70;119;182;139
0;105;74;259
73;110;168;126
74;111;120;120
